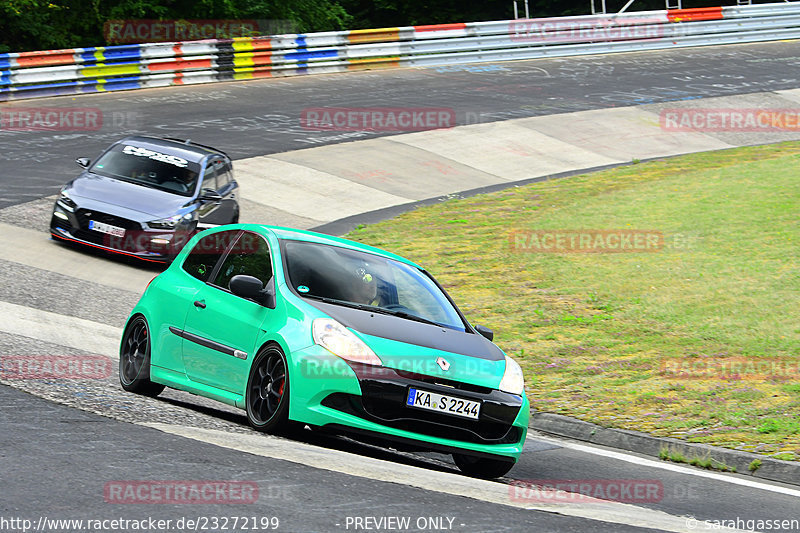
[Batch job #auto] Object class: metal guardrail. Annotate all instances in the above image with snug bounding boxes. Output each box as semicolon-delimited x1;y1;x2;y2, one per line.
2;2;800;101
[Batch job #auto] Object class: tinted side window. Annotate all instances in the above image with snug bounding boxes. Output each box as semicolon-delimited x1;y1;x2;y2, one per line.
202;160;220;191
217;161;233;189
212;232;273;291
181;230;240;282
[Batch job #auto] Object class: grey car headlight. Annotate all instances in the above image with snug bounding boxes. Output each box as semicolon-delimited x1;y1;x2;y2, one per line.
146;213;193;229
56;189;77;210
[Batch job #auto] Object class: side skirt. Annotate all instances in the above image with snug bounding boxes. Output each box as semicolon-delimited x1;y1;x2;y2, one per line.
150;365;245;409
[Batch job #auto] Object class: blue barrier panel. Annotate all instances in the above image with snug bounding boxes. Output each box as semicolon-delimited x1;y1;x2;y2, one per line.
77;48;101;65
283;49;339;62
102;76;145;91
102;45;144;62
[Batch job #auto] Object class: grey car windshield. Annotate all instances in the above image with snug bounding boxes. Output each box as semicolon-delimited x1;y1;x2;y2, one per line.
90;144;201;197
283;240;466;331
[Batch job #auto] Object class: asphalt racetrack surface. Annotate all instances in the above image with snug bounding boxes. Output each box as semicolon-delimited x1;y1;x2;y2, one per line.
2;41;800;532
1;41;799;208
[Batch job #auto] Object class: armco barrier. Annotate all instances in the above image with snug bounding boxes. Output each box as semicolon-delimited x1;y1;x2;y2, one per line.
2;2;800;101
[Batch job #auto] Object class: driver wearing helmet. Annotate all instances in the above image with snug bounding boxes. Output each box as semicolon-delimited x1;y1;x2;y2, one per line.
351;266;380;306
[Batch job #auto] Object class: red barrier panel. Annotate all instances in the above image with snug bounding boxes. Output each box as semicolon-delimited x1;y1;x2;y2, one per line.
147;58;213;72
15;50;77;68
668;7;724;23
414;23;467;32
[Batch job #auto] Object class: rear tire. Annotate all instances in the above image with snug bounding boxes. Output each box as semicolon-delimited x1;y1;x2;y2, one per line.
246;345;290;432
119;316;165;397
453;453;515;479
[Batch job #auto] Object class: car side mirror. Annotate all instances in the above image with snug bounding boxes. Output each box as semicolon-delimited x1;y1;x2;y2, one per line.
474;324;493;341
76;157;91;169
198;189;223;203
230;275;276;309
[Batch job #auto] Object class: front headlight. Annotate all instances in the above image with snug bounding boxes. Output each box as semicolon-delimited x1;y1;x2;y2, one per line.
499;355;525;395
312;318;382;366
56;189;76;210
147;213;192;229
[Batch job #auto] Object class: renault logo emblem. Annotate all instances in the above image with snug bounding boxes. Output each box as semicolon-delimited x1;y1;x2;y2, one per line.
436;357;450;371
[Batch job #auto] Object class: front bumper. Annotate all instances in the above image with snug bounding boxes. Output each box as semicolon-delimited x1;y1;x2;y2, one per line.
289;346;529;461
50;202;191;262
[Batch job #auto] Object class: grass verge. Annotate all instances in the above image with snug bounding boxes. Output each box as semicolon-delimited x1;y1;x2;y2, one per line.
346;142;800;460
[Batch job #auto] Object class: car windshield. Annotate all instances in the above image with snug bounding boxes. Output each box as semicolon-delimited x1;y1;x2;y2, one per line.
90;143;201;197
283;240;466;331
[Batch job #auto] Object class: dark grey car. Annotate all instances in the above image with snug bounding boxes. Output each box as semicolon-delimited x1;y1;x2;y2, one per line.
50;136;239;263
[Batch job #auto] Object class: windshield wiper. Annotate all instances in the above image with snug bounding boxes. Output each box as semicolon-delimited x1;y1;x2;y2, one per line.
303;294;375;312
376;309;443;327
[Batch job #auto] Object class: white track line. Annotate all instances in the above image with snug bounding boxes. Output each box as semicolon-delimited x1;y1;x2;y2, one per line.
0;300;121;357
533;433;800;499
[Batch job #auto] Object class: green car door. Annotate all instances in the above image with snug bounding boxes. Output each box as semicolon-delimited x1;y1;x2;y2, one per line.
181;231;275;394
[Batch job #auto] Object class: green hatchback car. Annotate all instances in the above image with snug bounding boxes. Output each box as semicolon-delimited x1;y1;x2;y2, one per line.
120;224;529;478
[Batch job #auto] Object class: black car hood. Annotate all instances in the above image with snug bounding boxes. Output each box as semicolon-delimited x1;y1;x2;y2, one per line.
306;300;504;361
67;173;191;220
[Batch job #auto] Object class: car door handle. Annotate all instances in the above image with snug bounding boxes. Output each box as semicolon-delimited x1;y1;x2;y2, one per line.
194;300;206;309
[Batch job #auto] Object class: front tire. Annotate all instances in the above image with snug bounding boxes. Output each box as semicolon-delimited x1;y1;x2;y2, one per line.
246;345;290;432
119;316;165;397
453;453;515;479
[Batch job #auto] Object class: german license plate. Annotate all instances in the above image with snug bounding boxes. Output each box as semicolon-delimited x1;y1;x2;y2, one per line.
406;388;480;420
88;220;125;237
